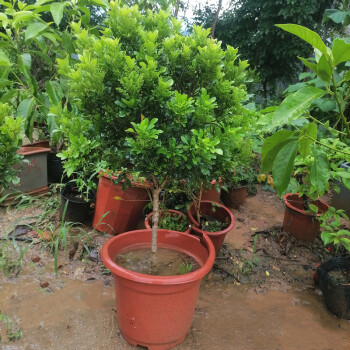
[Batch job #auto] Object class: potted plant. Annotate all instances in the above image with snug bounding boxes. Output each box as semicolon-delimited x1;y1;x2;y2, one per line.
95;2;249;348
259;24;350;241
315;206;350;319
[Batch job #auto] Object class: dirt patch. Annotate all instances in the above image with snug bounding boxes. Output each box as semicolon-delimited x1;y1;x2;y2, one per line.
1;187;350;349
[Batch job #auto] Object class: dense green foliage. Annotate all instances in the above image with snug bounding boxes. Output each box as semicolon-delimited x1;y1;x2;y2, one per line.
0;103;23;189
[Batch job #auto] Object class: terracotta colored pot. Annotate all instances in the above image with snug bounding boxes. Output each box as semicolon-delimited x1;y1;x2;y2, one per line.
201;179;222;202
221;182;247;209
101;229;215;350
92;173;149;235
283;193;329;242
144;209;191;234
187;200;234;254
23;140;50;148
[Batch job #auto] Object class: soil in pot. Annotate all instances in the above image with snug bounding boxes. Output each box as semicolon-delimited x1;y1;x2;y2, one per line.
145;210;189;233
116;247;200;276
200;215;229;232
61;184;95;224
328;269;350;285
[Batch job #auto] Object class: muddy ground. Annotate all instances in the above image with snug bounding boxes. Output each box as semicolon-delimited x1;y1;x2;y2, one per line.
1;186;350;350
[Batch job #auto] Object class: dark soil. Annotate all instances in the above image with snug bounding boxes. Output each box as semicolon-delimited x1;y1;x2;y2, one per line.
116;247;200;276
328;268;350;285
200;215;229;232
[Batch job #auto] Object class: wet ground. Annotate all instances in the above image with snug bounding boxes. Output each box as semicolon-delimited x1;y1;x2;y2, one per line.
1;187;350;349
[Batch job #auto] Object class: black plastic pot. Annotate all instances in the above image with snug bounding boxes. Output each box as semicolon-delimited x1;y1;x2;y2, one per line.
60;183;96;224
331;162;350;217
317;257;350;319
48;152;66;184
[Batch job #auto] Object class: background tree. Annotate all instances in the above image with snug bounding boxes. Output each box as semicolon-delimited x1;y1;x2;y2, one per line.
194;0;333;102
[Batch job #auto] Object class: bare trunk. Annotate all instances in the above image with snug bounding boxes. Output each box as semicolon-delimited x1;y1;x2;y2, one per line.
322;0;338;43
151;187;161;253
211;0;222;38
195;183;204;225
174;0;180;18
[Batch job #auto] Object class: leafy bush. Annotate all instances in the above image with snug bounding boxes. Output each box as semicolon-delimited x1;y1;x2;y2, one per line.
0;103;24;189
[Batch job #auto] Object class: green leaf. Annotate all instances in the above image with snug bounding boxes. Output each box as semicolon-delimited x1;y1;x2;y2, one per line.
18;53;31;79
50;2;66;27
323;9;346;24
17;97;35;119
0;89;18;103
272;141;299;196
0;49;11;66
317;54;331;83
0;12;8;28
310;145;329;195
299;122;317;158
25;22;48;41
276;24;328;57
298;57;317;72
272;87;325;126
45;81;63;104
261;130;296;172
332;39;350;66
0;78;11;88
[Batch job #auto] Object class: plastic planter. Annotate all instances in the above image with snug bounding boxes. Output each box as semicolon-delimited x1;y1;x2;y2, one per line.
283;193;329;242
101;229;215;350
92;173;149;235
60;183;96;224
187;200;235;255
317;257;350;319
331;162;350;217
144;209;191;234
221;181;248;209
1;147;51;205
201;179;222;202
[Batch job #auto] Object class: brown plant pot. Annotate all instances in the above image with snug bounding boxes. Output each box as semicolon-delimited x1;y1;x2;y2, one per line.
92;173;149;235
221;182;247;209
283;193;329;242
187;200;234;255
144;209;191;234
201;179;222;202
101;229;215;350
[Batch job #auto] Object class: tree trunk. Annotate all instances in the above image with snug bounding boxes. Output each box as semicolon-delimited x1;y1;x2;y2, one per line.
322;0;338;43
174;0;181;18
211;0;223;38
151;187;161;254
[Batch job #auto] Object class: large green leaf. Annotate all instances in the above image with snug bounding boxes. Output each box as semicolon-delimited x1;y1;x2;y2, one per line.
0;89;17;103
17;97;35;119
272;87;325;126
276;24;328;56
317;54;331;83
261;130;296;172
25;22;48;41
332;39;350;66
0;49;11;66
18;53;31;80
272;141;299;196
45;81;63;104
310;145;329;195
299;122;317;158
298;57;317;72
50;2;66;27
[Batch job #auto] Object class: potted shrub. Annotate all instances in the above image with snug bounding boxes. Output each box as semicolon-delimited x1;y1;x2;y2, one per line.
259;24;350;241
96;2;249;348
316;207;350;319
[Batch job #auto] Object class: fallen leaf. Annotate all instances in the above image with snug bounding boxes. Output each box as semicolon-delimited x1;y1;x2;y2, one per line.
266;271;270;276
40;281;49;288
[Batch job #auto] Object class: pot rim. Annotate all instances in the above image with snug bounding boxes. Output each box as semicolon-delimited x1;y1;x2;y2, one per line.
17;146;51;155
283;192;329;217
99;171;150;189
101;229;215;284
187;200;235;236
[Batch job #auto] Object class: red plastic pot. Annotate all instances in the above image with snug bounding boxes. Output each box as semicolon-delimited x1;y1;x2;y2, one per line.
92;173;149;235
187;200;234;254
101;229;215;350
283;193;329;242
221;182;247;209
144;209;191;234
201;179;222;202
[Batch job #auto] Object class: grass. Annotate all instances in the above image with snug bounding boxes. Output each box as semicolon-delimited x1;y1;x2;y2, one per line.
0;311;22;342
